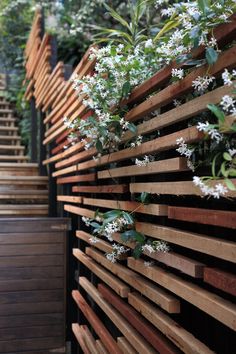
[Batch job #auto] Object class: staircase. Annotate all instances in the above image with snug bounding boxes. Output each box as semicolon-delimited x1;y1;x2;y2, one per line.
0;80;48;217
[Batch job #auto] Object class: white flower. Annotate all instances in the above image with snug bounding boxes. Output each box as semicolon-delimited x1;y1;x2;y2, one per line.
89;236;99;244
106;252;116;263
173;99;182;107
220;95;236;112
145;39;153;48
171;68;184;80
82;216;91;227
142;244;155;253
135;155;154;167
130;136;143;148
144;261;154;267
222;69;233;86
228;149;236;157
176;137;194;158
193;176;228;198
197;121;222;144
192;76;215;94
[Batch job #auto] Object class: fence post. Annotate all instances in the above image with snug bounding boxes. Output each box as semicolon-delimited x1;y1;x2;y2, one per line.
30;97;38;163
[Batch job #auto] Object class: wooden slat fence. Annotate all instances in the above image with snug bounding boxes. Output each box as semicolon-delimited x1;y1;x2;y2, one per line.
24;9;236;354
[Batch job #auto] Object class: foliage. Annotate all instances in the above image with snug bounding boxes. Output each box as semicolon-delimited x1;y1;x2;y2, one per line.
82;194;169;263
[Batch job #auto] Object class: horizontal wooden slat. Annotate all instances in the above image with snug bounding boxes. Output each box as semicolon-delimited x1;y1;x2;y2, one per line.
72;184;129;194
204;268;236;297
111;233;204;278
79;277;157;354
72;289;123;354
128;292;214;354
130;179;236;198
85;247;180;313
128;258;236;331
98;157;188;179
98;283;181;354
168;206;236;229
136;222;236;263
73;248;130;297
83;198;168;216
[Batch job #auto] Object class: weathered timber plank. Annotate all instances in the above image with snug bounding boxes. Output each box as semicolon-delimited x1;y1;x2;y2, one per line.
128;258;236;331
168;206;236;229
204;268;236;297
71;324;91;354
136;222;236;263
98;157;188;179
111;233;204;278
73;248;130;297
125;45;236;122
57;195;83;203
117;337;138;354
83;198;168;216
72;184;129;194
79;277;157;354
85;247;180;313
130;180;236;198
64;204;95;218
98;284;181;354
128;292;214;354
72;290;123;354
57;173;96;184
75;126;203;172
122;84;233;142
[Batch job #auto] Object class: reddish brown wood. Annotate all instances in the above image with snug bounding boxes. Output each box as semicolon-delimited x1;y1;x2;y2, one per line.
168;206;236;229
57;173;96;184
72;290;123;354
72;184;129;194
98;284;180;354
122;14;236;107
204;268;236;297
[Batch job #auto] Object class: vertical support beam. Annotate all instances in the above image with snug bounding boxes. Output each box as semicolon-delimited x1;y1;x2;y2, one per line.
30;97;38;162
38;110;47;175
47;35;58;217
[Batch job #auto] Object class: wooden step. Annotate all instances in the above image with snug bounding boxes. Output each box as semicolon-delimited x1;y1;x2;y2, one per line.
0;204;48;216
0;145;24;151
0;135;21;140
0;126;18;133
0;163;39;176
0;176;48;185
0;117;16;123
0;189;48;200
0;155;29;162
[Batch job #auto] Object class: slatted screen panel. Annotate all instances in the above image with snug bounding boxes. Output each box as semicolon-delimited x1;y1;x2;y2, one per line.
0;218;70;354
24;9;236;354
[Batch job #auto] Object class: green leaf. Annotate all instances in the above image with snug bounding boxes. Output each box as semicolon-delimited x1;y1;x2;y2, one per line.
122;212;134;225
224;178;236;191
197;0;210;15
104;3;131;31
207;104;225;122
206;47;218;65
103;210;121;219
127;122;137;134
96;140;103;153
153;19;180;42
122;81;131;98
140;192;150;204
223;152;232;161
228;168;236;177
132;244;143;259
220;161;229;178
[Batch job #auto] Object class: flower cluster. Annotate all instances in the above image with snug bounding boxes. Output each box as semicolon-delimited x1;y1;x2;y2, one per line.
197;122;223;144
193;176;228;199
106;243;129;263
176;138;194;158
142;241;170;254
135;155;154;167
192;76;215;94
